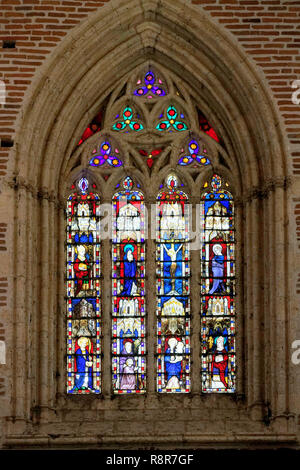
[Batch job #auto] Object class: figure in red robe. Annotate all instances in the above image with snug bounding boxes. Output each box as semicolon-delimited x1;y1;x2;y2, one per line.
211;336;228;389
73;245;91;296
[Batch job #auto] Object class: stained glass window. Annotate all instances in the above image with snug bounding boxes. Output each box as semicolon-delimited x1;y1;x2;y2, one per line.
200;174;235;393
156;174;191;393
112;177;146;394
67;66;238;397
66;177;101;394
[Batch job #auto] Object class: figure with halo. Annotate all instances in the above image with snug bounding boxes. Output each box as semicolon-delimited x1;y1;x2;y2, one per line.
209;244;226;295
119;243;138;296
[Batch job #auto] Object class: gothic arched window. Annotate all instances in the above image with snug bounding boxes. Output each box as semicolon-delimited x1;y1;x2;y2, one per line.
66;65;236;395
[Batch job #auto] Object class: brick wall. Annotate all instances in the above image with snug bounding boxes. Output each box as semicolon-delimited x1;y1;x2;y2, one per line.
0;0;109;177
297;272;300;294
0;279;7;309
295;201;300;251
0;223;7;253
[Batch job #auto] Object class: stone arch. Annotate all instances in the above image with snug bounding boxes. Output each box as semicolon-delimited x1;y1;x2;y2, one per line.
6;0;294;447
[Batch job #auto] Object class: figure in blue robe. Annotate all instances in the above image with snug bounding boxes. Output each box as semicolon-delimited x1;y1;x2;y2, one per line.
209;244;226;294
120;244;137;296
71;340;94;392
165;353;182;382
164;338;184;387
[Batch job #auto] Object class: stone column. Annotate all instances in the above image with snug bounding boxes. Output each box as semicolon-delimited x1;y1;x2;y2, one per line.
12;186;30;422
